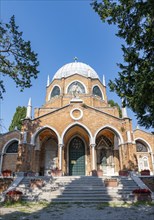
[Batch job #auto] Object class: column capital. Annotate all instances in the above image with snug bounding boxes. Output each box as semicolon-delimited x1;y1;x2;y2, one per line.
90;144;96;148
59;144;64;148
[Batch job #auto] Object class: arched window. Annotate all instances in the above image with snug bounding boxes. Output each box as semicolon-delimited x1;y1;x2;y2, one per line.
67;81;85;94
6;141;18;153
92;86;103;98
50;86;60;98
136;141;148;152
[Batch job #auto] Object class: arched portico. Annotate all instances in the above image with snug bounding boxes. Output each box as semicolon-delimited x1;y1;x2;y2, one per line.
31;126;60;176
61;123;93;176
94;126;123;175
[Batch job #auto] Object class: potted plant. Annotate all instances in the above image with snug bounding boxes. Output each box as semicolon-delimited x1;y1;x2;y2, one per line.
2;169;12;177
141;169;150;176
5;190;23;202
132;188;152;202
104;178;118;187
51;167;62;177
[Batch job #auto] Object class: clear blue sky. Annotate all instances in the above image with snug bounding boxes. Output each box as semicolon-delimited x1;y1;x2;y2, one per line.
0;0;149;133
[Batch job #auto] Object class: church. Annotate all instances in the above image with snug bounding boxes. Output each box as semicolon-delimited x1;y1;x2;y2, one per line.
0;60;154;176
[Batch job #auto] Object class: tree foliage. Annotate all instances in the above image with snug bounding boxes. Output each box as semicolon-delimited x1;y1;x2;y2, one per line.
9;106;26;131
91;0;154;128
0;15;39;99
108;99;122;118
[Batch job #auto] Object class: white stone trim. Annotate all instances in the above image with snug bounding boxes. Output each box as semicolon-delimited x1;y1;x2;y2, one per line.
31;125;61;145
65;80;87;94
92;84;104;100
94;125;124;145
61;122;94;145
48;84;61;101
127;131;131;143
70;108;83;121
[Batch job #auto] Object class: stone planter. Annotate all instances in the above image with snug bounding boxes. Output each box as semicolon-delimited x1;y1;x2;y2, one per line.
91;170;103;177
119;170;129;176
104;179;118;187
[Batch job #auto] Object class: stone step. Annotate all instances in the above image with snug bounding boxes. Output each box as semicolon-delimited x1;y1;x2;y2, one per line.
41;189;134;194
38;192;132;197
38;196;132;202
16;175;138;203
55;186;136;190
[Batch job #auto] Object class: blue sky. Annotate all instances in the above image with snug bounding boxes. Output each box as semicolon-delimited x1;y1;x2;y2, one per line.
0;0;149;133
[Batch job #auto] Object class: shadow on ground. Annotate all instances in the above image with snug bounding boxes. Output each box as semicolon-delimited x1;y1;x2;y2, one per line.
0;201;154;220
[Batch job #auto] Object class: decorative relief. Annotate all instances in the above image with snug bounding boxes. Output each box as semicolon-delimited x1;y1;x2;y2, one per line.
136;142;148;152
68;81;85;98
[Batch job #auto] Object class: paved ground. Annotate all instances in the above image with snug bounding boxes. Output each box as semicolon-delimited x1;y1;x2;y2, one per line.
0;202;154;220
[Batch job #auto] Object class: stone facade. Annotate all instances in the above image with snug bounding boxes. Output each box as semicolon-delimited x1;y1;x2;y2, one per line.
0;61;153;176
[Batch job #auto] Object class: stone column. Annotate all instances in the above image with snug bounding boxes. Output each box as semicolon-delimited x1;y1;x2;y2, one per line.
91;144;96;170
58;144;64;170
0;153;4;174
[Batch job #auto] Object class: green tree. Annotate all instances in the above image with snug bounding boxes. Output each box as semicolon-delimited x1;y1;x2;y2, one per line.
91;0;154;128
108;99;122;118
0;15;39;99
9;106;26;131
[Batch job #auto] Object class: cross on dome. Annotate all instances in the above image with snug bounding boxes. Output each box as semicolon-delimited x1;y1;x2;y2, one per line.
73;57;78;62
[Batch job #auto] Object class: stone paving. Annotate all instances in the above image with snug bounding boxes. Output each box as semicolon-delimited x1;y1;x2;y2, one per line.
0;202;154;220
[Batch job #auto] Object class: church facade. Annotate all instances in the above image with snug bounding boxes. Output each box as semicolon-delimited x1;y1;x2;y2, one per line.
0;61;154;176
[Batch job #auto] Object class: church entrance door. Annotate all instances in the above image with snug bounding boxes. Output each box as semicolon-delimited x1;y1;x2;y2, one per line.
69;137;85;176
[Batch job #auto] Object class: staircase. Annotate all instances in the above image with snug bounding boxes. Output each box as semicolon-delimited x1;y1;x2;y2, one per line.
17;176;139;202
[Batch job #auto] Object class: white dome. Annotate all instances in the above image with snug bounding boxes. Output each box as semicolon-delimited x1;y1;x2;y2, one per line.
53;62;99;79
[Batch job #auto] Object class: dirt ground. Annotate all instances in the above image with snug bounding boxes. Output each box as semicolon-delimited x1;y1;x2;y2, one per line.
0;202;154;220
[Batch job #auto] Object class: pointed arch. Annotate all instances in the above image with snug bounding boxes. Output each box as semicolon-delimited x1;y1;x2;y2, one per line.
31;125;61;145
94;125;124;145
61;122;94;145
2;138;19;154
135;138;152;153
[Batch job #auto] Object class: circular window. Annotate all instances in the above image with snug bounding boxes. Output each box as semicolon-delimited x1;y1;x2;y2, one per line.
70;108;83;120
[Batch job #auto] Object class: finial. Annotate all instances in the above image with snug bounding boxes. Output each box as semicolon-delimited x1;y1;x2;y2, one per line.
103;75;106;86
121;98;128;118
47;75;50;87
73;57;78;62
136;124;139;129
26;98;32;119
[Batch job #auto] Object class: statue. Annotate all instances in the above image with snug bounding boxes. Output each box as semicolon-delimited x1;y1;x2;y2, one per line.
72;84;80;98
